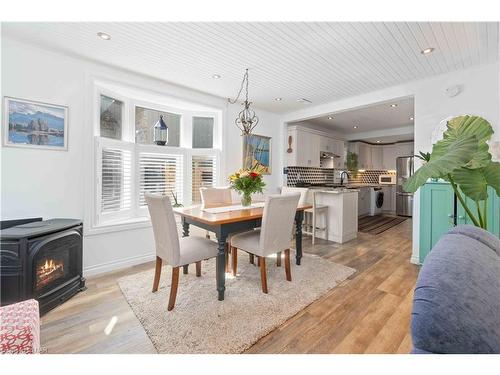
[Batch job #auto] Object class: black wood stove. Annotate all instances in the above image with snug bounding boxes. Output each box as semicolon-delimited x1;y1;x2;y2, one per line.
0;218;86;315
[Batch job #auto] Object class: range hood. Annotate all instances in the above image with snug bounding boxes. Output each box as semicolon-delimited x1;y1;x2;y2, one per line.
320;151;340;159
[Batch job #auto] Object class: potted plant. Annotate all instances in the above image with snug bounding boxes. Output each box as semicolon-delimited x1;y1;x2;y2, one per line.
229;166;266;207
171;191;183;208
346;151;358;177
403;115;500;229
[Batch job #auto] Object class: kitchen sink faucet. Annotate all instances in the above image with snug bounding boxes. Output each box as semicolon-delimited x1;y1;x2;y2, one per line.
340;171;349;186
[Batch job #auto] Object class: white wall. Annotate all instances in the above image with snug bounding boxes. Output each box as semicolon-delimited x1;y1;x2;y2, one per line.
1;37;283;275
224;104;283;195
281;62;500;264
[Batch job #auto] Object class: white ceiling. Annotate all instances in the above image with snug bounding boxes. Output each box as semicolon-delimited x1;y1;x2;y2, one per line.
295;96;414;132
3;22;499;113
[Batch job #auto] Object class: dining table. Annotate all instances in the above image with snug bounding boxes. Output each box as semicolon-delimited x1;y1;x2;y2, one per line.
173;202;312;301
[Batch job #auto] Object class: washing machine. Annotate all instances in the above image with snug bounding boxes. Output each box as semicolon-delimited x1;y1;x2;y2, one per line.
369;187;384;216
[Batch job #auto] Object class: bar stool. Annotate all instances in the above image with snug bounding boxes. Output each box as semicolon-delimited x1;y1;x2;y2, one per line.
303;190;328;245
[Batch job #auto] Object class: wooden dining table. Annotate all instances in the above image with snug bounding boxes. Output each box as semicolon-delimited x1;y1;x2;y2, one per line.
173;203;312;301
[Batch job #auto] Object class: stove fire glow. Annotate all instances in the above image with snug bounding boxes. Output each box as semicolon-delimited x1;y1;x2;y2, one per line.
37;258;65;289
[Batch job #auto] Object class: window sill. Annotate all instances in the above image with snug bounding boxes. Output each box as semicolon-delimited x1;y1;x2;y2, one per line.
85;217;152;237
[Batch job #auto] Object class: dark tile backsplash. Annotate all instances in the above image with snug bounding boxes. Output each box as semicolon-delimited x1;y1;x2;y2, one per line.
286;166;395;186
286;166;334;186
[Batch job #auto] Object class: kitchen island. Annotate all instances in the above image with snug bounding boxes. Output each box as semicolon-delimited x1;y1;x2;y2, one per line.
309;188;359;243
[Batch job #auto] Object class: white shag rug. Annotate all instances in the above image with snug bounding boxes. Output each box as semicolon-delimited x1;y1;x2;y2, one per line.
118;252;355;353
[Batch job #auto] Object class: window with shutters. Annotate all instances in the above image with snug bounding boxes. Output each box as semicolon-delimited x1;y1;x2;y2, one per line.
138;152;183;207
96;138;134;224
93;84;221;228
191;155;217;203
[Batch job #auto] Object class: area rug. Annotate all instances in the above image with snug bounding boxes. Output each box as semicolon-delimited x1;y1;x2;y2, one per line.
358;214;407;235
118;252;355;353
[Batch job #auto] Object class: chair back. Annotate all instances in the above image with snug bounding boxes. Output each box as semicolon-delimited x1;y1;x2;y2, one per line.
281;186;309;205
200;187;233;206
259;193;300;255
145;193;180;266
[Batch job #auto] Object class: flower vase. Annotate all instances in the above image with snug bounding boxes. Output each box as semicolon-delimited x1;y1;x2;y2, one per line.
241;193;252;207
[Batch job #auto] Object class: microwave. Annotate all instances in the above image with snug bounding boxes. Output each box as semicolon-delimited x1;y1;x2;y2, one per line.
379;174;396;184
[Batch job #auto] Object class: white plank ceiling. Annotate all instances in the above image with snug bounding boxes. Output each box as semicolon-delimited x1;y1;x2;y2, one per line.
3;22;499;113
291;97;415;141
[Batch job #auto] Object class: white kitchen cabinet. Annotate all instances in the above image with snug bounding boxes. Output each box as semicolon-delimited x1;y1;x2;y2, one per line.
333;139;345;168
370;146;383;169
381;185;395;212
382;145;397;170
287;128;321;167
358;143;371;169
396;142;414;158
358;187;371;216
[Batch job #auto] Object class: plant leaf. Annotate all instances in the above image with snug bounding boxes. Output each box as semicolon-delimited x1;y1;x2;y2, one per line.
403;135;478;193
445;115;493;169
483;161;500;197
452;167;488;202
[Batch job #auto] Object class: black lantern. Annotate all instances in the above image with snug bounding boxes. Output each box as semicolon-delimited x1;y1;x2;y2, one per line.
153;115;168;146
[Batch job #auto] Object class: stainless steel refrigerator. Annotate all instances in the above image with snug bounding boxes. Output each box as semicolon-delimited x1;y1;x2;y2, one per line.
396;156;414;217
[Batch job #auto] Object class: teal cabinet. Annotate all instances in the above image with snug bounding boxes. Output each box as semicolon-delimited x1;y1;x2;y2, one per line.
419;182;499;263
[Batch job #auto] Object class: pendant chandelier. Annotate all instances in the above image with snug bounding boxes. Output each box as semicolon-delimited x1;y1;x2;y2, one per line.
228;68;259;136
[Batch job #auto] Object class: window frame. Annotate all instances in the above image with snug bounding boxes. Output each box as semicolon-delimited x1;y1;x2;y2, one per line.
92;84;222;230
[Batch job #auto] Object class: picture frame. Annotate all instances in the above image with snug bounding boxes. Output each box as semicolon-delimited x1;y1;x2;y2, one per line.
242;134;272;174
3;96;68;151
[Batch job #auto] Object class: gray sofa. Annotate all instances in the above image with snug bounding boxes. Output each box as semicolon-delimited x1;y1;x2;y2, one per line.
411;225;500;353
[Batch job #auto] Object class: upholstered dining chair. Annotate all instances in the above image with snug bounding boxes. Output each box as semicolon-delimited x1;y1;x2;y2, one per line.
230;193;301;293
200;187;233;239
145;193;218;311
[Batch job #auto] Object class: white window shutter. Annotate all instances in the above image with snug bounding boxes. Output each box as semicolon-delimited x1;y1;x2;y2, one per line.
138;152;183;206
191;155;217;204
101;147;132;213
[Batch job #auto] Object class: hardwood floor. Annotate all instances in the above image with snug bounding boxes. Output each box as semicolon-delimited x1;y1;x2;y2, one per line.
40;219;418;354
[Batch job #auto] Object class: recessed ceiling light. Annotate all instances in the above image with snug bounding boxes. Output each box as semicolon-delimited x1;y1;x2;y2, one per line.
97;32;111;40
353;125;359;129
421;47;434;55
212;74;221;79
410;117;414;120
274;97;282;101
376;140;381;143
328;116;334;120
390;104;398;108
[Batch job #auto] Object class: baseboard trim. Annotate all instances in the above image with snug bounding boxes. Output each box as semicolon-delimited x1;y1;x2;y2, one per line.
410;255;421;265
84;253;156;277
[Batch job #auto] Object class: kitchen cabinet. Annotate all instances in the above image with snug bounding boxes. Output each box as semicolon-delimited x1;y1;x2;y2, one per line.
370;146;383;169
357;187;371;216
287;126;345;168
348;141;414;170
382;145;397;170
396;142;414;158
287;128;320;167
419;182;499;263
381;185;395;212
358;143;371;169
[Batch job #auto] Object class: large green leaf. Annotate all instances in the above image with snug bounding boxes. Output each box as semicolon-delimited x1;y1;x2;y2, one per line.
452;167;488;202
403;135;478;193
444;116;493;169
483;161;500;197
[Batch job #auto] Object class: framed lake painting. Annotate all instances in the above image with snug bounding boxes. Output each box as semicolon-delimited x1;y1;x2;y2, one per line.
242;134;271;174
3;97;68;150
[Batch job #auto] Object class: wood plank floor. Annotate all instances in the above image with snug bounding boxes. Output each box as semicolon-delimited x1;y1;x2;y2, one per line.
40;218;418;354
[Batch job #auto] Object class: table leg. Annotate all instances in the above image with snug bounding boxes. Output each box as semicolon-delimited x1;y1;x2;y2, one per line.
182;219;190;237
216;232;228;301
294;211;304;265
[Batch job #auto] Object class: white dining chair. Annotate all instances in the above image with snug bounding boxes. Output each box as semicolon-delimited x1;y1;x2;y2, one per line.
230;193;300;293
145;193;218;311
200;187;233;239
199;186;234;271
